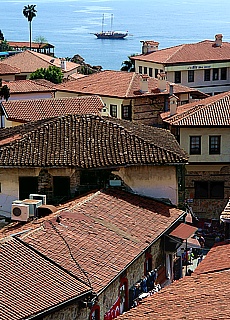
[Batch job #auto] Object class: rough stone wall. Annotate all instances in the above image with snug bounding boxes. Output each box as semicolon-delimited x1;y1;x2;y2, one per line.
185;165;230;219
96;239;163;317
43;302;89;320
43;239;164;320
132;96;165;126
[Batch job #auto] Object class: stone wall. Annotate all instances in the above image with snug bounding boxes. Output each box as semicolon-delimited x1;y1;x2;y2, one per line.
132;96;165;126
43;239;164;320
185;165;230;219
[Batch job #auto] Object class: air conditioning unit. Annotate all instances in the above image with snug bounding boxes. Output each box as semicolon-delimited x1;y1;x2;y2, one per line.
22;199;42;217
29;194;46;205
11;204;30;222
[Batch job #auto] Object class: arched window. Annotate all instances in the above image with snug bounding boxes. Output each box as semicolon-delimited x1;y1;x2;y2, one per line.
90;304;100;320
144;252;152;275
119;277;128;314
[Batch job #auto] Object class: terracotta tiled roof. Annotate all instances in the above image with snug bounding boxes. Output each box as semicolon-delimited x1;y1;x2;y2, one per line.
132;39;230;64
55;70;203;98
4;189;185;294
1;79;56;94
1;50;79;73
117;241;230;320
1;96;103;122
161;91;230;126
0;114;188;167
0;62;20;75
8;41;54;49
1;237;91;320
220;198;230;221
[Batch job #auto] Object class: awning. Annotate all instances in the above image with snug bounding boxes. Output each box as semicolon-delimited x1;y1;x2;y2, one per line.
169;223;197;240
180;236;201;249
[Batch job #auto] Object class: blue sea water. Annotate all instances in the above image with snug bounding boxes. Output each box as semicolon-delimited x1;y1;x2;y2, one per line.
1;0;230;70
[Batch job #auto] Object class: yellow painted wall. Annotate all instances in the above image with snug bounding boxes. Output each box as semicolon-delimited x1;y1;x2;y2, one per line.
180;128;230;163
114;165;178;205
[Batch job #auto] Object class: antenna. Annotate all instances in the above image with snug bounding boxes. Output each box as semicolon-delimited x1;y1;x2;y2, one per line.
102;14;104;33
111;14;113;31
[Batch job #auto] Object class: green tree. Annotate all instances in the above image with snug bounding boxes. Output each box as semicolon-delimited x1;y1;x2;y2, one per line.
23;4;37;50
0;30;4;41
34;35;47;44
0;40;12;52
30;65;64;84
0;80;10;101
120;54;136;72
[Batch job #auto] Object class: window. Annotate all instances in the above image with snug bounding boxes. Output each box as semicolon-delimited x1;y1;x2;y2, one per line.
188;70;194;82
90;305;100;320
221;67;227;80
149;67;153;77
190;136;201;155
144;66;147;74
175;71;181;83
139;66;142;74
122;105;132;120
155;68;159;78
53;176;70;198
213;68;219;81
209;136;221;154
144;252;152;275
195;181;224;199
110;104;117;117
19;177;38;200
204;69;211;81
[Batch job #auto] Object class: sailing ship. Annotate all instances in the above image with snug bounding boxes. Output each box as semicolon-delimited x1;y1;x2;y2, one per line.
94;14;128;39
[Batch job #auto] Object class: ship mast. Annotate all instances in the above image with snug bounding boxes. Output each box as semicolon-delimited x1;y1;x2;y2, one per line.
102;14;104;32
111;14;113;31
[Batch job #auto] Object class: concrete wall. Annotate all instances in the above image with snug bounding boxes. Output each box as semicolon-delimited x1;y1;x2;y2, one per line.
115;165;178;205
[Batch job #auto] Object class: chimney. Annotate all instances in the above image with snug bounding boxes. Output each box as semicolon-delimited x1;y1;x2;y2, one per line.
157;72;167;91
60;58;67;71
214;34;223;47
169;83;174;96
140;74;149;93
169;94;179;116
141;41;159;54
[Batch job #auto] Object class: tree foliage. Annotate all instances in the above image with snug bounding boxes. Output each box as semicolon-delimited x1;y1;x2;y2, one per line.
0;30;4;41
23;4;37;50
120;54;136;72
34;35;47;44
0;40;12;52
0;80;10;101
29;65;64;84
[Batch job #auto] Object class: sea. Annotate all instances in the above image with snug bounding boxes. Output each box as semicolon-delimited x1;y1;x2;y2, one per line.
1;0;230;70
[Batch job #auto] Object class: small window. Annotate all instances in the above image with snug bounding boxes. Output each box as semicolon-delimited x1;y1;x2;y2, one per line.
221;67;227;80
139;66;142;74
149;68;153;77
53;176;70;197
155;68;159;78
144;252;153;275
204;69;211;81
213;68;219;81
195;181;224;199
110;104;117;117
144;66;147;74
190;136;201;155
19;177;38;200
188;70;194;82
209;136;221;154
175;71;181;83
122;105;132;120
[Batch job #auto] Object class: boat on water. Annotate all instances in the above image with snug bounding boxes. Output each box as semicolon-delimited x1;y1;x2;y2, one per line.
94;14;128;39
